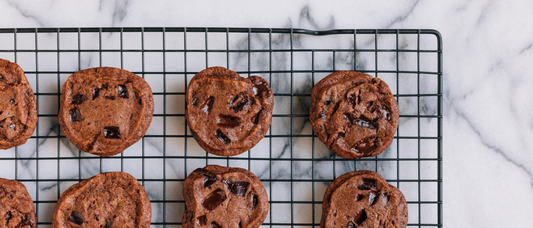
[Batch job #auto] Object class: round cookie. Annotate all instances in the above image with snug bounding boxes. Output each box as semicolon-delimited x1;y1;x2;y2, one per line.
185;67;274;156
183;165;269;228
58;67;154;156
52;172;151;228
321;170;408;228
310;71;399;159
0;178;37;227
0;59;37;149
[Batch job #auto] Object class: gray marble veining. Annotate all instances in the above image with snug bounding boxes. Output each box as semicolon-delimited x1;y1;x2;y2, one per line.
2;0;533;227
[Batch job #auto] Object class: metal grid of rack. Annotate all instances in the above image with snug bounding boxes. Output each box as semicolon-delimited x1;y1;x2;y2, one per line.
0;27;442;227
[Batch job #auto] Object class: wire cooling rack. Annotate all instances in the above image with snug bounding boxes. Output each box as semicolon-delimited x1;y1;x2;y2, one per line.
0;27;442;227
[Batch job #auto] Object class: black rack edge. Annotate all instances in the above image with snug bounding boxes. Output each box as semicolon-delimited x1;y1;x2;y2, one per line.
0;27;441;36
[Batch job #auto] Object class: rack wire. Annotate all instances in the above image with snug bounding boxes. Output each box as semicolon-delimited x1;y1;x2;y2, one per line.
0;27;442;227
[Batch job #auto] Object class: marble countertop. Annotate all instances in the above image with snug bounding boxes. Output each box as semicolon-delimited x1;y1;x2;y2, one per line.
1;0;532;227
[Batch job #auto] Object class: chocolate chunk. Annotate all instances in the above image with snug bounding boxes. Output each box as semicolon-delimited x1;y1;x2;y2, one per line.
247;192;259;208
69;107;82;122
197;215;207;226
227;181;249;196
368;191;378;206
105;96;116;100
201;97;215;115
381;192;389;205
92;88;101;100
378;106;391;121
354;209;367;225
204;174;217;188
229;92;249;112
358;178;377;190
346;221;355;228
20;213;35;226
344;114;376;130
118;85;129;98
5;211;11;221
318;110;326;119
252;80;271;97
10;99;14;105
68;211;84;225
355;193;364;202
251;110;262;124
104;126;121;139
72;93;88;104
214;129;231;145
353;118;376;130
324;100;331;105
191;97;199;106
253;194;258;208
211;221;222;228
202;188;227;211
217;115;241;128
103;221;112;228
352;138;378;154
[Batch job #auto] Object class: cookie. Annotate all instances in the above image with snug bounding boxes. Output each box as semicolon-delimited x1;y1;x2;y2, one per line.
186;67;274;156
310;71;399;159
58;67;154;156
0;59;37;149
321;170;408;228
52;172;151;228
183;165;268;228
0;178;37;227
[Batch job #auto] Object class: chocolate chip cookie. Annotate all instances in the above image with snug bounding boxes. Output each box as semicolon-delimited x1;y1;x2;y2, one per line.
183;165;268;228
0;178;37;228
52;172;151;228
58;67;154;156
186;67;274;156
321;170;408;228
0;59;37;149
310;71;399;159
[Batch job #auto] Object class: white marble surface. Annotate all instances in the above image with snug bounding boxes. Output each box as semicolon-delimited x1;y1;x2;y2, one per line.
0;0;532;227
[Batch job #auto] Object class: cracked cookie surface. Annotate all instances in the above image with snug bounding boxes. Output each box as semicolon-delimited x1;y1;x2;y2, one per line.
0;178;37;228
183;165;268;228
310;71;399;159
58;67;154;156
52;172;151;228
321;170;408;228
0;59;37;149
186;67;274;156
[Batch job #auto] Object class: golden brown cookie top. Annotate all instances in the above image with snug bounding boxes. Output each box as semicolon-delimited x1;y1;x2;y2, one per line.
310;71;399;159
52;172;151;228
58;67;154;156
321;170;408;228
186;67;274;156
0;59;37;149
182;165;269;228
0;178;37;228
